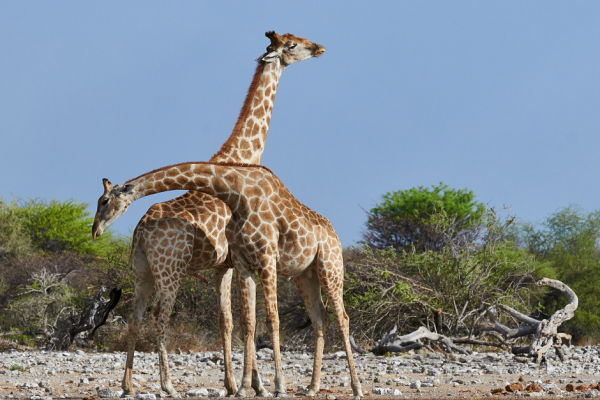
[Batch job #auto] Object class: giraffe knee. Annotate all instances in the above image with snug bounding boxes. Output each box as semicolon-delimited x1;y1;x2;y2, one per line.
221;317;234;333
266;312;279;326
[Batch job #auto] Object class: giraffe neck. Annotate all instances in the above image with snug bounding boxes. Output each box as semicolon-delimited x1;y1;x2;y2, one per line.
129;162;265;209
210;58;284;165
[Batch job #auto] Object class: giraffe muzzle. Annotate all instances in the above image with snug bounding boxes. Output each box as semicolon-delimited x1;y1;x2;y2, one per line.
92;221;103;239
313;45;326;57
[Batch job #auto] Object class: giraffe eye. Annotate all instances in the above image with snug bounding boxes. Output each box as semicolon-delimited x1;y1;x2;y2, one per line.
102;198;109;206
289;44;297;50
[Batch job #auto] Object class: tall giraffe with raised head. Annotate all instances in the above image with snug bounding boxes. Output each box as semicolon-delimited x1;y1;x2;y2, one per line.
103;31;325;397
92;162;364;398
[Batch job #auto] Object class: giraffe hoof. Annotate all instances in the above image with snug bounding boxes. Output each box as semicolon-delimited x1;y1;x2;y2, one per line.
162;385;177;396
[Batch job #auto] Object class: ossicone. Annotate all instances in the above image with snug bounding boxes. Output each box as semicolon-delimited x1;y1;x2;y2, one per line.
265;30;282;44
102;178;113;192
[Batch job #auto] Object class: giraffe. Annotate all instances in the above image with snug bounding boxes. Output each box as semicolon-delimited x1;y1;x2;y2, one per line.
92;162;364;398
105;31;325;397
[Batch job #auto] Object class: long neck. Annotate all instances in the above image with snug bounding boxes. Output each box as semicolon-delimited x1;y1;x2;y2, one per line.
210;58;284;165
129;162;251;203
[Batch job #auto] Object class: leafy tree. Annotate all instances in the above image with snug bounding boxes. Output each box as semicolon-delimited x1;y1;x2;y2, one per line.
515;205;600;341
363;183;486;252
7;198;114;256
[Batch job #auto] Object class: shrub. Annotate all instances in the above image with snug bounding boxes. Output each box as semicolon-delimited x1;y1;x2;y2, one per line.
346;208;536;343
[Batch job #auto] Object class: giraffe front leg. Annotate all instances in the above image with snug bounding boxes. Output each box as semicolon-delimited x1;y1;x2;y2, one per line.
214;266;237;396
236;269;261;397
293;267;329;397
259;267;286;397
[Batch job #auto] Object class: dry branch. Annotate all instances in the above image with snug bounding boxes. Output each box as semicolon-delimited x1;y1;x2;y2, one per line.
369;325;468;355
475;278;577;363
51;287;121;350
362;278;576;361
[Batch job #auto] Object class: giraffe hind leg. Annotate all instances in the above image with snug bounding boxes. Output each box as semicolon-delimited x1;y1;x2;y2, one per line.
317;257;363;397
151;265;185;396
142;220;194;396
122;246;154;397
293;265;330;396
214;265;237;395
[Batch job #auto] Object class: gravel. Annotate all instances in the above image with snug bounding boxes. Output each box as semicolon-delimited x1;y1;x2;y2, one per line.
1;345;600;398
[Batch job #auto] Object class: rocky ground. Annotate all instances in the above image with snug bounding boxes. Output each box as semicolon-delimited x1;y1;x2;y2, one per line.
1;346;600;399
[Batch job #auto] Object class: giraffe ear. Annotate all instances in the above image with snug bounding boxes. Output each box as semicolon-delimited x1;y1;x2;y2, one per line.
120;184;135;194
262;51;279;62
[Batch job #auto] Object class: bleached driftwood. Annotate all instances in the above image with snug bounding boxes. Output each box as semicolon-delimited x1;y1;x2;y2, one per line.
353;278;576;362
475;278;576;363
368;325;469;356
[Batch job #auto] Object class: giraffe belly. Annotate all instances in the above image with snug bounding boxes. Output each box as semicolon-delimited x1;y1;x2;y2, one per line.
276;238;319;276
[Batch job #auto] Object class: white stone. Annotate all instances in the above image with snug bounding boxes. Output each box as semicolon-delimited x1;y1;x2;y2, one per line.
96;388;124;398
372;387;391;395
207;388;226;397
297;385;308;393
135;394;156;400
185;388;209;397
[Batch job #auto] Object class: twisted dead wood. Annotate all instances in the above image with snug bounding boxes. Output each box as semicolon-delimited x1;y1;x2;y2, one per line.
353;278;576;361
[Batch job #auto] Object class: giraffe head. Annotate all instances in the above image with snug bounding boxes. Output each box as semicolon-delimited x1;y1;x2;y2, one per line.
92;178;135;239
262;31;325;66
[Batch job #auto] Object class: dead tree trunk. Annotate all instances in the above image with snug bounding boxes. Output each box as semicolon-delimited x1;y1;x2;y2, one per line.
355;278;576;362
52;287;122;350
474;278;577;363
367;325;469;356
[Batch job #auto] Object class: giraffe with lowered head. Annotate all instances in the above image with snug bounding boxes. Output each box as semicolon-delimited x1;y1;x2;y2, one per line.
92;161;364;398
98;31;325;397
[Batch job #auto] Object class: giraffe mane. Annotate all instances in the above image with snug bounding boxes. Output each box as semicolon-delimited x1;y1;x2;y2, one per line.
210;56;267;161
124;161;275;184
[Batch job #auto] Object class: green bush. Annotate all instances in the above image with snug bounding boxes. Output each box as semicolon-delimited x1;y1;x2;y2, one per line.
0;199;33;259
346;208;536;343
12;198;115;255
363;183;486;252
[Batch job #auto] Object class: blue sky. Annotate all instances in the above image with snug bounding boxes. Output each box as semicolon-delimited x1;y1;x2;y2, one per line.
1;2;599;247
